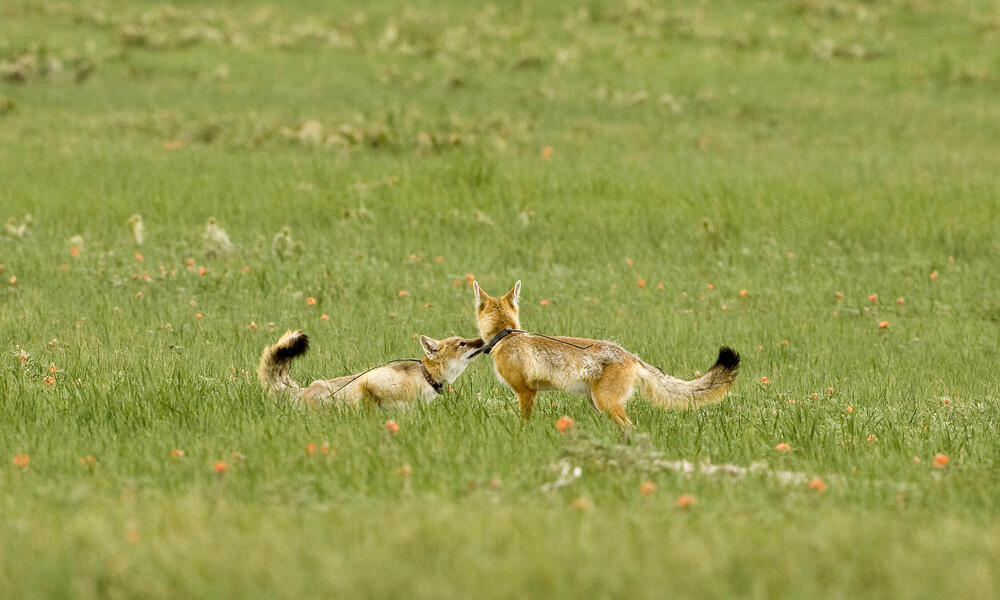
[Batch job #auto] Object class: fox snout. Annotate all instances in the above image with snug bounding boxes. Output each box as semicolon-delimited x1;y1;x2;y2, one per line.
464;337;486;358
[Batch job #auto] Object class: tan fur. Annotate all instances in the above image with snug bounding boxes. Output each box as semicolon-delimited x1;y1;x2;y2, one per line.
473;281;740;428
258;330;484;408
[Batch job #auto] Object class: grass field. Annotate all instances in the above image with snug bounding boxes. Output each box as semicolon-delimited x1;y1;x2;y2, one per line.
2;0;1000;597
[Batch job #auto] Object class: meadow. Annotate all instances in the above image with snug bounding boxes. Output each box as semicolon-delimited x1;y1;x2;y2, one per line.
2;0;999;597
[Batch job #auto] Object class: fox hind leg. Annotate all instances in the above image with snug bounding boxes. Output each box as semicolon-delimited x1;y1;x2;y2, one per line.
589;365;635;430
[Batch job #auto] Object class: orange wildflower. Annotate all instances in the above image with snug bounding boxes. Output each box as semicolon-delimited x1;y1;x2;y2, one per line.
305;442;316;457
866;434;878;442
868;293;878;303
878;321;889;329
808;477;827;492
44;376;55;387
248;322;258;330
639;481;657;496
775;443;791;452
676;494;696;509
12;454;30;468
320;443;331;455
539;299;550;306
739;288;748;297
929;270;939;280
320;314;330;321
170;449;184;459
198;267;207;276
933;453;949;468
556;416;574;433
846;405;853;413
49;364;57;374
636;279;645;288
213;461;228;473
759;376;770;386
134;252;144;262
896;298;905;305
385;420;400;435
625;258;633;266
397;290;409;297
8;276;16;284
706;283;714;290
540;146;554;159
70;247;80;257
435;256;444;263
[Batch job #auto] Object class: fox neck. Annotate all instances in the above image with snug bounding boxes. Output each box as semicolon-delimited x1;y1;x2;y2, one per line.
420;358;448;385
479;317;520;341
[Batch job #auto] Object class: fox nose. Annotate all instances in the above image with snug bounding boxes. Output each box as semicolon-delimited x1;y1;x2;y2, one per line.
466;337;486;358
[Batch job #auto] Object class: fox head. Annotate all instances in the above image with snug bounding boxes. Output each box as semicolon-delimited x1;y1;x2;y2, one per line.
419;335;485;383
472;280;521;340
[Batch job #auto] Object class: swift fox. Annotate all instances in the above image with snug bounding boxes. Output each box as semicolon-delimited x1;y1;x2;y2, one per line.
472;281;739;428
258;330;484;407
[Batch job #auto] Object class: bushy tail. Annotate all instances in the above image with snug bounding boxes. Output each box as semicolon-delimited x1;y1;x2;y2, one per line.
637;347;740;409
258;330;309;395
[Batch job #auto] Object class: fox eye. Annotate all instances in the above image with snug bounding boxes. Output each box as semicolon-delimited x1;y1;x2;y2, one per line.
459;341;466;347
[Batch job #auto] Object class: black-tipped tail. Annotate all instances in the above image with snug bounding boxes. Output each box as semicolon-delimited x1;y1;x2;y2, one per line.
274;332;309;360
258;330;309;394
715;347;740;371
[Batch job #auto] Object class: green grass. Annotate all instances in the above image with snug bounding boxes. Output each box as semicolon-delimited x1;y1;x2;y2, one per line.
2;0;999;597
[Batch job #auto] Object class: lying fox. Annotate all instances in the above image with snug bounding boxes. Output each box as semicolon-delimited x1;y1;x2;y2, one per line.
258;330;484;407
472;281;740;428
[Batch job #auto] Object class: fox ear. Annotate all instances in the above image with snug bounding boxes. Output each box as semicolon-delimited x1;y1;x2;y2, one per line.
473;280;484;308
419;335;439;359
504;280;521;309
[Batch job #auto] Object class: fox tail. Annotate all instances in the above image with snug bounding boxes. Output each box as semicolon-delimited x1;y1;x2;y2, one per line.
636;347;740;409
258;330;309;395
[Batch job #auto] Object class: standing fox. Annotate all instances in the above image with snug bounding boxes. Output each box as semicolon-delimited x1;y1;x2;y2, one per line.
258;330;484;407
472;281;740;428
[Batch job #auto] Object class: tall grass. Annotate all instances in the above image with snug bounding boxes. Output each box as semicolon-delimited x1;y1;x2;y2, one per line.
1;0;998;597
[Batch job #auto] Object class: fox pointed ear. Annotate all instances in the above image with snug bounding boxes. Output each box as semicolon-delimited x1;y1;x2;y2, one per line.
504;280;521;309
419;335;439;359
473;280;484;308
